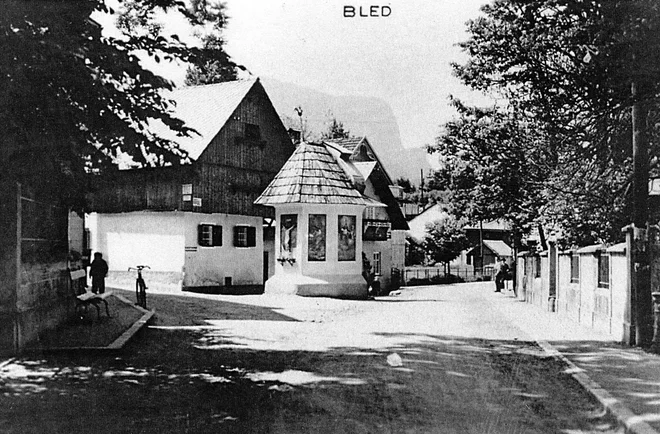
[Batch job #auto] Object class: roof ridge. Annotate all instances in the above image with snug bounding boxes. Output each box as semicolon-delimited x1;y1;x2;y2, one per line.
174;77;258;92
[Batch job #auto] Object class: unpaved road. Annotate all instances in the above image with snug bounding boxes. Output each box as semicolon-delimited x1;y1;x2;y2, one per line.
1;283;620;433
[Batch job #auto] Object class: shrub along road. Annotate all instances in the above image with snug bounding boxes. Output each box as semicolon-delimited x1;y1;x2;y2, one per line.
1;283;620;433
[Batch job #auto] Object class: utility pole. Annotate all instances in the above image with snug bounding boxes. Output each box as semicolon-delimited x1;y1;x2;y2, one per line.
631;78;652;346
479;219;484;274
420;169;425;204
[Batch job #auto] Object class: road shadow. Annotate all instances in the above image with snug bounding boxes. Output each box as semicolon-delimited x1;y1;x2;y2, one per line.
114;288;301;325
1;328;620;434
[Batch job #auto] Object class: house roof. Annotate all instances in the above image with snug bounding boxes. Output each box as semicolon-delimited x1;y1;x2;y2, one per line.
406;204;450;242
324;137;365;153
464;220;511;231
483;240;513;257
323;136;395;187
466;240;513;257
254;142;383;206
150;79;258;160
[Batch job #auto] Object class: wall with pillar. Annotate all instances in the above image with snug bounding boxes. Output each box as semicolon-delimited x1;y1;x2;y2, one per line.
518;242;631;342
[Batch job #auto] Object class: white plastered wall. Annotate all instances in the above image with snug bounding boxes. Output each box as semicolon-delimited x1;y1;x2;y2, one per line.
87;211;263;287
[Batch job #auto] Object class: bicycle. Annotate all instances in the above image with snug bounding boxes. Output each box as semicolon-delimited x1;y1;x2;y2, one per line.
129;265;150;309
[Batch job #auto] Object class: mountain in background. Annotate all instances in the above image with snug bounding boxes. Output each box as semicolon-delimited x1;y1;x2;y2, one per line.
260;78;432;184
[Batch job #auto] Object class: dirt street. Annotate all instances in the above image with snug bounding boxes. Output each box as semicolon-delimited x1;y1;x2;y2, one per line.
1;283;620;433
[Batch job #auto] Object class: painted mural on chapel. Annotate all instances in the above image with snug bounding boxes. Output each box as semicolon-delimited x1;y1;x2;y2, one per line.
308;214;326;261
338;215;356;261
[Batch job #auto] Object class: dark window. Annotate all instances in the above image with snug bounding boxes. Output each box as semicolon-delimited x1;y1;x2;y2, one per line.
570;253;579;283
373;252;382;275
198;224;222;247
245;123;261;141
234;226;257;248
598;253;610;288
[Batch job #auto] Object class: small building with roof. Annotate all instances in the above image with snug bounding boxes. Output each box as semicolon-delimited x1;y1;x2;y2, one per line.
255;141;386;298
86;78;295;291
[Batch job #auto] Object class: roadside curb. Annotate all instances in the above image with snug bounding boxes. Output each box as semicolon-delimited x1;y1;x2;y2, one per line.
488;289;659;434
537;339;659;434
108;293;154;350
41;294;154;354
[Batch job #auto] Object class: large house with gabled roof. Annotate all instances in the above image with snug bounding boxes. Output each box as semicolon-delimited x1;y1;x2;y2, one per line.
86;78;295;290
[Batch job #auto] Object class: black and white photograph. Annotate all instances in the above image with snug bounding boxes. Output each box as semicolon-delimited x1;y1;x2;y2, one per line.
2;0;660;432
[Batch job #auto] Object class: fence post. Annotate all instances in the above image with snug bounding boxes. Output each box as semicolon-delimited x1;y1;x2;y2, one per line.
650;292;660;353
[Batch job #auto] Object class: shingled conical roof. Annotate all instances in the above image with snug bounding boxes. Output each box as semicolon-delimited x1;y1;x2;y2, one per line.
255;142;379;206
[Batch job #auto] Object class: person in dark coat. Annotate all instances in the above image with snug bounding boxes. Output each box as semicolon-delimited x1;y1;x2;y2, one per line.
494;257;509;292
89;252;109;294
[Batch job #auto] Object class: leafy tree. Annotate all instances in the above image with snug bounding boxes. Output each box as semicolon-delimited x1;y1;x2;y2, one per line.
1;0;237;209
396;177;416;194
322;117;351;140
433;100;545;228
184;33;241;85
434;0;660;246
422;216;470;271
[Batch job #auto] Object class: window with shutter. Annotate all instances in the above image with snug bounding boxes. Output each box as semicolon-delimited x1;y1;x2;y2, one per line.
247;226;256;247
233;226;256;248
198;224;222;247
212;225;223;246
198;224;212;247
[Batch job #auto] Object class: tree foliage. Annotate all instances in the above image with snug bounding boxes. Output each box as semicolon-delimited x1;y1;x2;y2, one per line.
396;177;416;194
184;33;241;85
1;0;236;209
322;117;351;140
432;0;660;246
422;216;470;266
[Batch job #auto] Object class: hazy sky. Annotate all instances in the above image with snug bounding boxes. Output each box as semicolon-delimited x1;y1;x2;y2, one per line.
219;0;492;148
106;1;494;149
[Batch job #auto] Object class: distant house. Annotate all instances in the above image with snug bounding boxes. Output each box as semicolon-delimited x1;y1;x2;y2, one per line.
324;138;409;292
465;240;513;269
324;137;391;180
87;78;295;291
406;209;513;271
405;204;450;243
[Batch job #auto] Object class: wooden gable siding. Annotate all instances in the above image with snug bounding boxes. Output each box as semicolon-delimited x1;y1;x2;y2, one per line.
88;165;196;213
89;81;293;217
194;164;275;217
194;81;294;216
197;81;293;172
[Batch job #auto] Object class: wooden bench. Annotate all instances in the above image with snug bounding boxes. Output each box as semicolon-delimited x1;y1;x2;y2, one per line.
76;291;114;320
70;269;113;321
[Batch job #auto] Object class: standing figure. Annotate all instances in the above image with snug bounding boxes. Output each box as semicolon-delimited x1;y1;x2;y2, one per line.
494;257;509;293
89;252;109;294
